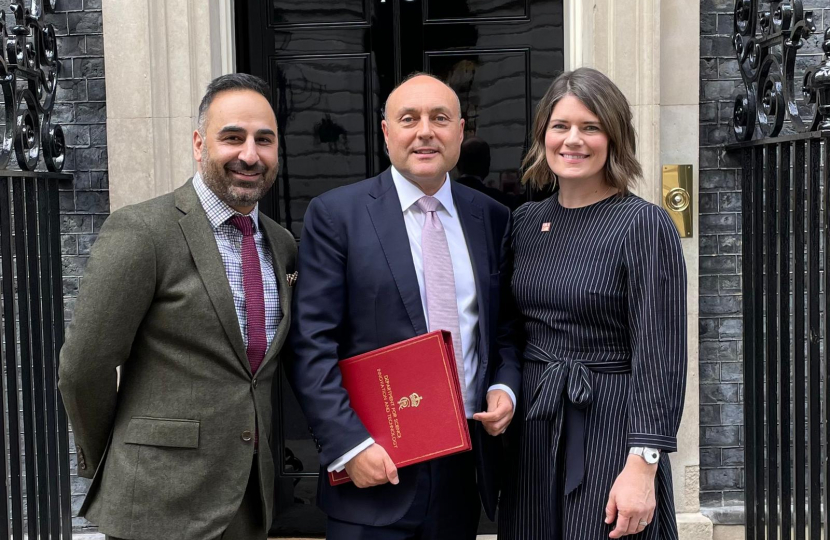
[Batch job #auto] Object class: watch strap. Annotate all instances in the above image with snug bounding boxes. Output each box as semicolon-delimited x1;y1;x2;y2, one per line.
629;446;660;463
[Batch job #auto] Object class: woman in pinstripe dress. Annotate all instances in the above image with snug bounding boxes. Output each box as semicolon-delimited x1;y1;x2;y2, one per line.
498;68;687;540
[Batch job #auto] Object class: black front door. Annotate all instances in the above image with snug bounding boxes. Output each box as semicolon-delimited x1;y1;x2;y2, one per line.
236;1;563;534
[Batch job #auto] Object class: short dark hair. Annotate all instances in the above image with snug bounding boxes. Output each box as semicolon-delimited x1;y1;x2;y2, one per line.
457;137;490;179
197;73;272;133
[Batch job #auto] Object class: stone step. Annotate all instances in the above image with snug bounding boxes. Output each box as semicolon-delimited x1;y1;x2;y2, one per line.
72;533;496;540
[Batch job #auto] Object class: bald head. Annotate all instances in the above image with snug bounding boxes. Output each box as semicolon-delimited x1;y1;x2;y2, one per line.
381;74;465;194
383;74;461;120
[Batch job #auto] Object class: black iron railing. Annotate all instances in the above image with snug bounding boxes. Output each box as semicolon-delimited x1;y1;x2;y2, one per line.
730;1;830;539
1;170;71;540
0;1;73;539
730;131;822;540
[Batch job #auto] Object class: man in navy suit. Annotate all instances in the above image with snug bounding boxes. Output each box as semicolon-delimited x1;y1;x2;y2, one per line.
286;73;521;539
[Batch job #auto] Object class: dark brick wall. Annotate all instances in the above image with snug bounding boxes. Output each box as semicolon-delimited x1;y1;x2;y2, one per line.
699;0;828;510
700;0;748;510
45;0;108;529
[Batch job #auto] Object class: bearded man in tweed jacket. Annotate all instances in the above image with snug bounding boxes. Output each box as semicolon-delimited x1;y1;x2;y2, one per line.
59;73;296;540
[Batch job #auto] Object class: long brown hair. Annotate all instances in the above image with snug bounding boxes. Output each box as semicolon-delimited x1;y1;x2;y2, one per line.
521;68;642;193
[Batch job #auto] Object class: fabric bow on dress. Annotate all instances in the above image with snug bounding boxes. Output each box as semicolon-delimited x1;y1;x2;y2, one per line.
523;342;631;495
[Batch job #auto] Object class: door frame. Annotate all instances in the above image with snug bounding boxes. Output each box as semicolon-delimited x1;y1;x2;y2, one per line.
99;0;707;533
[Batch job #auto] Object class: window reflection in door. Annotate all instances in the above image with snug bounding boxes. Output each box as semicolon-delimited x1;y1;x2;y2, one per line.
430;53;529;204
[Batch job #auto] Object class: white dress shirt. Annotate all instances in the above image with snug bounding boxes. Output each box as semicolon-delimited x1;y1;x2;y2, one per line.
328;167;516;472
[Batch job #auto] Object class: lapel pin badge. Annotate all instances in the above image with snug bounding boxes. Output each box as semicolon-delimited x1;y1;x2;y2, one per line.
287;271;298;287
541;222;551;233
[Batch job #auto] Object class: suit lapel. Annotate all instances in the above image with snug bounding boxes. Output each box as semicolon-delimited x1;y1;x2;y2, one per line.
452;183;491;374
258;217;293;372
367;170;428;335
175;181;250;375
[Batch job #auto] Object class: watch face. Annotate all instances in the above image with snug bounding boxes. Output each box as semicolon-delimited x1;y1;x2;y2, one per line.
646;451;660;464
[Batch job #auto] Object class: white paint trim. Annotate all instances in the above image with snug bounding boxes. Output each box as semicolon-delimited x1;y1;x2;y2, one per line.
563;0;584;70
212;0;236;76
607;0;615;79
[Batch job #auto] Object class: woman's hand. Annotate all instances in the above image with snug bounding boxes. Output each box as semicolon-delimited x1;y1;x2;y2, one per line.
604;454;657;538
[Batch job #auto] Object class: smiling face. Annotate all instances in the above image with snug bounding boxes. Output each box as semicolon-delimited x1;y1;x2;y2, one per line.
544;94;609;186
193;89;279;214
381;76;464;191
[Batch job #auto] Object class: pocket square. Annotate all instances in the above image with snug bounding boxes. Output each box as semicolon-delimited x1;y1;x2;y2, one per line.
287;271;298;287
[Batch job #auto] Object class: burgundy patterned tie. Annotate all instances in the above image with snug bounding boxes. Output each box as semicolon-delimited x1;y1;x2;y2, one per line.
229;215;267;374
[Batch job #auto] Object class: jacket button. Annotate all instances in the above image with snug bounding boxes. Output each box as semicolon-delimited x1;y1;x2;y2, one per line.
252;378;258;389
241;431;253;442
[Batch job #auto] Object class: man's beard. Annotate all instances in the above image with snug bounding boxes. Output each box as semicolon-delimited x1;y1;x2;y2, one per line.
200;146;277;208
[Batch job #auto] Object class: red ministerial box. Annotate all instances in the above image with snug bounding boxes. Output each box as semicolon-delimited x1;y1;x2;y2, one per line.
328;330;471;486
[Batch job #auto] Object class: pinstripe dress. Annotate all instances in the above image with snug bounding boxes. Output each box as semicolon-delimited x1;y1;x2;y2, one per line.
498;193;687;540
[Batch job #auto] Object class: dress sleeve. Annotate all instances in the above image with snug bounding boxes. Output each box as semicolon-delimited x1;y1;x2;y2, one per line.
622;204;687;452
511;201;532;250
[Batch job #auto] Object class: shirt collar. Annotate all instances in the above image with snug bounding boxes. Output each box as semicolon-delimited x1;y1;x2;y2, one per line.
390;166;455;217
193;172;260;231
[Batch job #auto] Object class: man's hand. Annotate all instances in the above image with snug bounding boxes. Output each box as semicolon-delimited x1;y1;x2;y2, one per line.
343;443;399;489
604;455;658;538
472;389;514;436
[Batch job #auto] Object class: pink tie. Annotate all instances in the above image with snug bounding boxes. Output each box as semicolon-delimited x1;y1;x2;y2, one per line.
416;196;466;404
229;215;267;374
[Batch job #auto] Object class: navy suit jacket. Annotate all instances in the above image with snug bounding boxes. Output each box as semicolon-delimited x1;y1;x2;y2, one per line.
286;168;521;526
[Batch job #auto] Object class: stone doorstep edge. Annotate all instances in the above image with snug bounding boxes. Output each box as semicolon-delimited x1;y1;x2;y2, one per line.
72;514;745;538
70;536;500;539
701;505;744;525
71;511;744;538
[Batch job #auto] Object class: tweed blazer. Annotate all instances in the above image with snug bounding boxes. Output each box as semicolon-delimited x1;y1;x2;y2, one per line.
58;179;297;540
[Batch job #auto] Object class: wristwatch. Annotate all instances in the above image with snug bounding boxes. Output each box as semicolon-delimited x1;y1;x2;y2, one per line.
629;446;661;465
